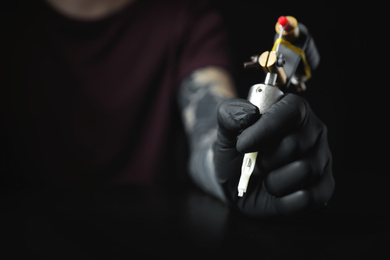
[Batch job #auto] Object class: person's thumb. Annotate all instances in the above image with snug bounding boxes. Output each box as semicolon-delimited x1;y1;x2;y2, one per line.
214;99;260;187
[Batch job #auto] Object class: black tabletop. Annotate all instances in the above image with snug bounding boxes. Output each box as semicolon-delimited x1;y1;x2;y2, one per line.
2;173;389;260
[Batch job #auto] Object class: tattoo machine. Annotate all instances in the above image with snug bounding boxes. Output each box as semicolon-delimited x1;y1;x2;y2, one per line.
237;16;320;197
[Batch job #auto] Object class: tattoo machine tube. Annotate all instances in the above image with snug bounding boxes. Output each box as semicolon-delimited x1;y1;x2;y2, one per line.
237;84;284;197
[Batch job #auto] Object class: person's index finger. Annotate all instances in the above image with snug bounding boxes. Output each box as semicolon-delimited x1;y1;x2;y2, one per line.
236;94;307;153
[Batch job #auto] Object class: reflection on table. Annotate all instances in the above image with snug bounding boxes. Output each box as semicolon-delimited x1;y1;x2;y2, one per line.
1;180;389;259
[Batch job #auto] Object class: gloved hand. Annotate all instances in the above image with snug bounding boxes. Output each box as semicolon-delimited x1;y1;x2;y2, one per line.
213;94;335;218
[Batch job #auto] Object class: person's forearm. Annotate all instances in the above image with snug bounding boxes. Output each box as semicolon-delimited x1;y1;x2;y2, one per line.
177;66;236;201
187;130;226;201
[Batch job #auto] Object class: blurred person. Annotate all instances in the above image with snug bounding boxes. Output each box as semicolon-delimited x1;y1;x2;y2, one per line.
0;0;334;217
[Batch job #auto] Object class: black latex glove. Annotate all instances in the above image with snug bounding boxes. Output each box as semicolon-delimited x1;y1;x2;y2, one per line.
213;94;335;218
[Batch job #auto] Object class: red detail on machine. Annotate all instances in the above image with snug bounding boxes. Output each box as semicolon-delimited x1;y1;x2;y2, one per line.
278;16;292;31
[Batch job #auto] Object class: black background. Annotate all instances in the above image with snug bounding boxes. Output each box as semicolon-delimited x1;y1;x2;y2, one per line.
1;1;389;259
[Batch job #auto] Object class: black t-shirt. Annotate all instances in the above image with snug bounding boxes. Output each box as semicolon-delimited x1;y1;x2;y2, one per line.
0;0;230;187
